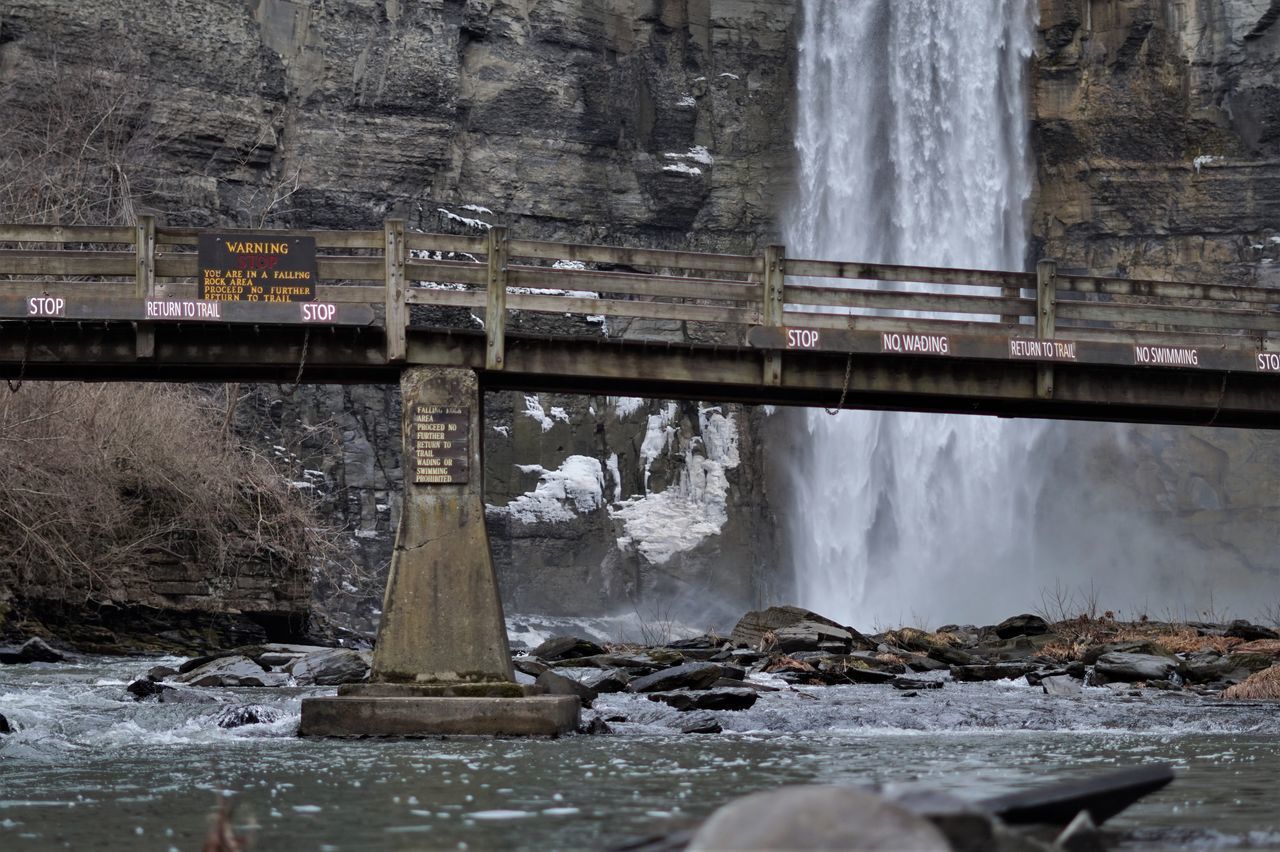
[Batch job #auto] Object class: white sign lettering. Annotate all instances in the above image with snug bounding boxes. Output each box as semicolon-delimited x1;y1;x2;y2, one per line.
301;303;337;322
27;296;66;317
1134;344;1198;367
881;332;949;355
145;300;223;320
1009;338;1077;361
785;328;820;349
1258;352;1280;373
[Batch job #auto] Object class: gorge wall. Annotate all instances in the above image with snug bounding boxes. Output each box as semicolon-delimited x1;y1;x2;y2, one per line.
1031;0;1280;615
2;0;1275;633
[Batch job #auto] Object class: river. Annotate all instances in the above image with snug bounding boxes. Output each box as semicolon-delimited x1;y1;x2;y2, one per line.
3;656;1279;850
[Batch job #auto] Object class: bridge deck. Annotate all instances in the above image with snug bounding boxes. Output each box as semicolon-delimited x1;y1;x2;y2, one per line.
1;221;1277;429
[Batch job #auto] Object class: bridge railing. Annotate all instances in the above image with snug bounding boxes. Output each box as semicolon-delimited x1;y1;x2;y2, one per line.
1;220;1276;383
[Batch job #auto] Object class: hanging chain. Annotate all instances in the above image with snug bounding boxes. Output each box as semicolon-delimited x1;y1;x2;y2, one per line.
1204;371;1229;427
6;325;31;393
276;328;311;398
824;352;853;415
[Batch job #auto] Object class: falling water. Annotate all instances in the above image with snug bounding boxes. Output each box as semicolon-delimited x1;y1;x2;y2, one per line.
784;0;1041;627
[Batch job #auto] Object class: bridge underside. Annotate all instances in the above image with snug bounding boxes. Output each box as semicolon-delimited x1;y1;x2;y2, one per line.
1;322;1277;429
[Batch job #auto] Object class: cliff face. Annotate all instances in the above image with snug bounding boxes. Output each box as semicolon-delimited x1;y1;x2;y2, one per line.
1;0;799;626
1032;0;1280;606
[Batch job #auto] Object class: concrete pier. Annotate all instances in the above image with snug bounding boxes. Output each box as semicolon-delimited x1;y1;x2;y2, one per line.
300;367;579;736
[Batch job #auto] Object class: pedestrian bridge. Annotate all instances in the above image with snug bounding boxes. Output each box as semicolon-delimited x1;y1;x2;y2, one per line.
4;219;1278;736
2;219;1277;428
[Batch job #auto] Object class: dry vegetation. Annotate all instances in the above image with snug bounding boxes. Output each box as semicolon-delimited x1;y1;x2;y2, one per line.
1223;666;1280;700
0;384;331;601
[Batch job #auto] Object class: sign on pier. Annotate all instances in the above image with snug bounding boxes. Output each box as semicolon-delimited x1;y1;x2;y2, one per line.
198;235;317;302
411;405;470;485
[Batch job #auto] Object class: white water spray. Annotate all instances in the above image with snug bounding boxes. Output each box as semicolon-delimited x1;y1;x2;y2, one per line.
784;0;1042;627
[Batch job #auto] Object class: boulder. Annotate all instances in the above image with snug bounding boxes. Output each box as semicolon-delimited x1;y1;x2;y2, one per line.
1093;652;1178;684
173;655;268;687
536;670;597;708
215;705;284;729
1082;641;1171;666
648;688;758;712
0;637;66;664
1041;675;1083;696
288;648;370;686
892;677;942;690
626;662;723;693
512;657;549;677
582;669;631;693
906;655;950;672
1181;651;1231;684
1223;653;1277;683
730;606;872;652
948;663;1039;682
530;635;605;661
0;713;12;734
126;678;172;700
679;712;722;734
687;786;950;851
578;716;612;735
993;614;1050;639
1225;620;1280;641
147;665;178;681
926;644;973;666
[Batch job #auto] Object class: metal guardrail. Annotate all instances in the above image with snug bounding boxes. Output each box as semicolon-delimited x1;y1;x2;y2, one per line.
1;219;1278;394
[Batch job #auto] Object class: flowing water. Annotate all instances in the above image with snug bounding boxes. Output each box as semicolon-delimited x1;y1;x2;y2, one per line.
3;657;1280;850
783;0;1051;628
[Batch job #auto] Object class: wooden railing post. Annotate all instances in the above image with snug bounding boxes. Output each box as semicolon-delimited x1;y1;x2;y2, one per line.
384;218;407;362
134;214;156;359
484;226;508;371
762;244;785;386
1036;258;1057;399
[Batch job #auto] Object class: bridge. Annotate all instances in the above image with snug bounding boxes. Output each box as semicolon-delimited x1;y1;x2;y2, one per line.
2;219;1278;427
3;219;1278;737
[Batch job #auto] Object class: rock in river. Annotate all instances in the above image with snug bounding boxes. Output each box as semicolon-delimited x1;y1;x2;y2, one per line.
730;605;872;652
0;713;12;734
679;712;722;735
536;670;597;708
647;688;759;712
0;637;66;664
215;704;284;729
993;614;1050;639
530;635;605;661
288;648;370;686
626;662;724;693
173;655;269;687
1093;652;1179;684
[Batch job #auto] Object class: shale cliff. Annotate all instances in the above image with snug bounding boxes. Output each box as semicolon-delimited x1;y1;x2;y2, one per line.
1;0;799;628
1032;0;1280;606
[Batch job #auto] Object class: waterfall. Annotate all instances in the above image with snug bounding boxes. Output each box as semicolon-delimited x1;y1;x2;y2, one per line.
783;0;1041;627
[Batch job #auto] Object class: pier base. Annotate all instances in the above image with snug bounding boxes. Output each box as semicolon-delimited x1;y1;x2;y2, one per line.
300;367;579;737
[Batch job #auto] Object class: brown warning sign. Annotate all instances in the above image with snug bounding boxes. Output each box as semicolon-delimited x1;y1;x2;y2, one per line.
412;405;469;485
198;234;317;302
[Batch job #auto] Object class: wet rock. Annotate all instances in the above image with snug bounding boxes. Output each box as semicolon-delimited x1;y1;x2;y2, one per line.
513;657;550;677
1093;652;1178;684
626;662;723;693
890;788;998;852
578;716;612;735
536;670;597;708
993;614;1050;639
730;606;872;652
215;704;284;729
1225;620;1280;641
157;686;220;704
146;665;178;681
1223;653;1277;683
0;713;12;734
288;648;370;685
687;785;950;851
126;678;172;700
948;663;1039;682
667;635;719;650
1181;651;1231;684
1055;810;1105;852
530;635;605;661
679;712;722;735
582;668;631;693
648;688;758;712
552;653;657;672
892;677;942;690
815;659;896;684
926;644;973;666
173;655;268;687
0;637;66;664
906;655;951;673
1041;675;1083;696
1082;641;1171;666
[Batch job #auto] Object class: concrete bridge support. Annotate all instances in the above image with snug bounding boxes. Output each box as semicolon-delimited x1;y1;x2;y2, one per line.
299;366;579;736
